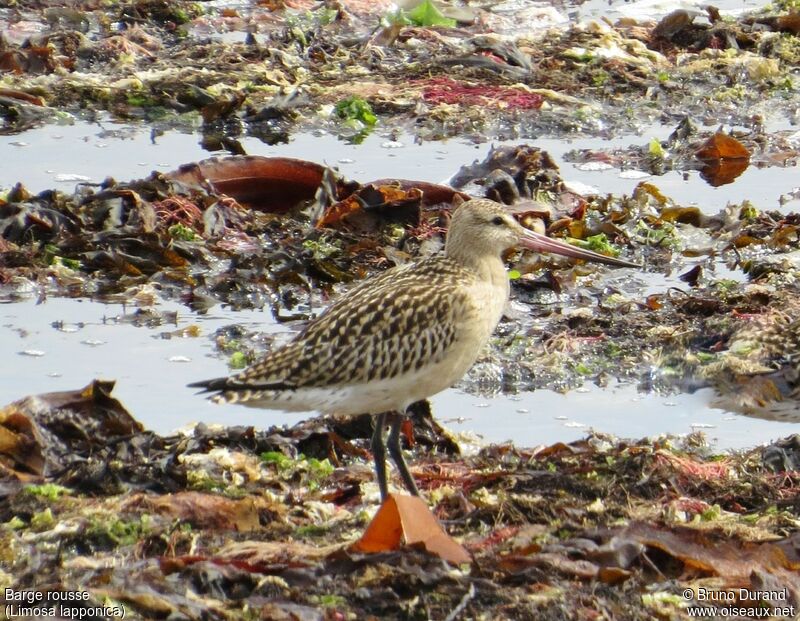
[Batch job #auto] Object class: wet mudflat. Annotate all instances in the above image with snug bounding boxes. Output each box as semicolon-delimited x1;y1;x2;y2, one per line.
2;0;800;619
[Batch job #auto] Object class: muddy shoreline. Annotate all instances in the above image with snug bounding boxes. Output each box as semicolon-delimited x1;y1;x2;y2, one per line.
3;1;800;619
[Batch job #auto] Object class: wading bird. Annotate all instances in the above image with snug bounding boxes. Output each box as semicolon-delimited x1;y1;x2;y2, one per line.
190;199;638;501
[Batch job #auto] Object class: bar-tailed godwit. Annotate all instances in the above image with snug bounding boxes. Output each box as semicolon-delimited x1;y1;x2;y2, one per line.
190;199;638;500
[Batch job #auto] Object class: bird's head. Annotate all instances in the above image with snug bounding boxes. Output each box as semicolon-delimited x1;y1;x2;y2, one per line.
445;198;639;268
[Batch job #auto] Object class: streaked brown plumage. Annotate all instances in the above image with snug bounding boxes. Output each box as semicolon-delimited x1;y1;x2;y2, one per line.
190;198;638;500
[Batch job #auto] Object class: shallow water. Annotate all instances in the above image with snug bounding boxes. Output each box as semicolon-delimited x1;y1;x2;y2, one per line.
576;0;769;21
2;120;798;212
1;114;797;452
1;0;796;452
2;294;797;450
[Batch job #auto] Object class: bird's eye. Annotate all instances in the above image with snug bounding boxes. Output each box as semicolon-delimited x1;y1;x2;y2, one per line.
491;216;504;226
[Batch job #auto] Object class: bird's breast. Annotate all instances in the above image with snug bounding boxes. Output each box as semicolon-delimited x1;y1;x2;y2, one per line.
467;258;511;335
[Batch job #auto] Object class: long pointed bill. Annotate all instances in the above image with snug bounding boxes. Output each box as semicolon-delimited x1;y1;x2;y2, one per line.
519;229;640;268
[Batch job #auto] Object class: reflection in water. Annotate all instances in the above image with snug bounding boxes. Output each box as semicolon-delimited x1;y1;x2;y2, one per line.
711;370;800;424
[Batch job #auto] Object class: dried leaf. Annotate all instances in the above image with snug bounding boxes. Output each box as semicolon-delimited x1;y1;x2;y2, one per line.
598;566;632;584
633;182;669;206
531;441;576;458
646;294;663;310
566;219;585;239
367;179;468;207
660;206;704;226
732;234;764;248
695;133;750;160
123;492;262;531
353;494;471;565
770;225;799;246
0;407;45;479
622;521;800;579
317;185;423;231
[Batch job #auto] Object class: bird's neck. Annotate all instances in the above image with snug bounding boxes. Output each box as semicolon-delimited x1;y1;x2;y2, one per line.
447;245;508;286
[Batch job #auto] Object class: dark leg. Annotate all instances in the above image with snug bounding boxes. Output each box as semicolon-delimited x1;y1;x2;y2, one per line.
388;414;420;497
371;412;389;502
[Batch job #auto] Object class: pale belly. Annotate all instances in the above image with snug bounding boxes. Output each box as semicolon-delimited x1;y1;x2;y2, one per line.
238;341;484;416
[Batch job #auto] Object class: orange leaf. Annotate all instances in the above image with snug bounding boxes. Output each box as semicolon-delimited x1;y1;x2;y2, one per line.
695;133;750;160
598;566;632;585
353;494;471;565
660;206;704;226
732;234;764;248
0;407;45;479
771;225;799;246
646;294;663;310
317;185;423;230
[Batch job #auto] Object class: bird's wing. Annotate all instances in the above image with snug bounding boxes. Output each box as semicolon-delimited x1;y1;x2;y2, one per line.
218;258;474;390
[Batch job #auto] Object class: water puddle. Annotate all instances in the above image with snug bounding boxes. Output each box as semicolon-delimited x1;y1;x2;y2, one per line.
575;0;771;21
1;296;300;431
2;295;795;450
2;119;797;212
1;116;797;452
435;383;798;451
